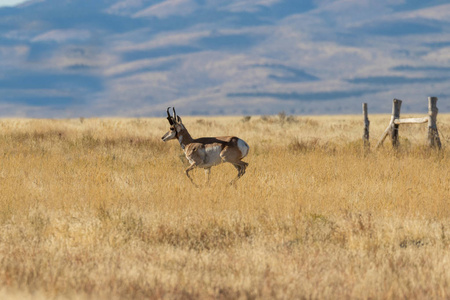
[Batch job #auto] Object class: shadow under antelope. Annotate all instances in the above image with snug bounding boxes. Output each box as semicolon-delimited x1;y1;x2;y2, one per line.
161;107;250;186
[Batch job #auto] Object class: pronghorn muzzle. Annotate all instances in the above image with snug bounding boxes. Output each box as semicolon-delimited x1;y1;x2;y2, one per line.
161;129;176;142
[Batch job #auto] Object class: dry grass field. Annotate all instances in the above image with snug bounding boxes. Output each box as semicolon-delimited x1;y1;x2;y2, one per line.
0;112;449;299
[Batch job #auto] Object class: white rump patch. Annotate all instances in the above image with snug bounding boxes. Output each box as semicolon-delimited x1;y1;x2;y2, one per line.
237;139;249;158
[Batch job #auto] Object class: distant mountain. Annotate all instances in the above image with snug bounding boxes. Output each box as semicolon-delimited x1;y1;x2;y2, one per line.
1;0;449;117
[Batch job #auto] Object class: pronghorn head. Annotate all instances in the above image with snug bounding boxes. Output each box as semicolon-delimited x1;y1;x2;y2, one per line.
161;107;184;142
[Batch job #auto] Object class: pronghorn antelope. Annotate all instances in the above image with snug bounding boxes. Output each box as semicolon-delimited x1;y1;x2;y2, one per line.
161;107;249;186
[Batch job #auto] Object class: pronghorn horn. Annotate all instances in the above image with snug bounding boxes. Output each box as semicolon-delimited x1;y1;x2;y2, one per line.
172;107;178;123
166;107;174;125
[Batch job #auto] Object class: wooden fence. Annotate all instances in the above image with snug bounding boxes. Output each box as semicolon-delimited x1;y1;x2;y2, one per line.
363;97;442;149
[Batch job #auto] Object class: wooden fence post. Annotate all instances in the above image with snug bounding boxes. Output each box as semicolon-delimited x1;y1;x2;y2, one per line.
362;103;370;148
390;98;402;147
376;98;402;149
428;96;442;149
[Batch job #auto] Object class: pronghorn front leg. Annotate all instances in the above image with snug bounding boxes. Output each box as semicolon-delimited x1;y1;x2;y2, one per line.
185;163;199;187
205;168;211;185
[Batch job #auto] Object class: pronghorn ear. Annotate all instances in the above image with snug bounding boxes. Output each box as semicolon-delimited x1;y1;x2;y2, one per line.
177;116;182;124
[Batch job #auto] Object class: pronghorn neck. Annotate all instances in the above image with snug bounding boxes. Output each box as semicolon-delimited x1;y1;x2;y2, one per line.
177;125;194;150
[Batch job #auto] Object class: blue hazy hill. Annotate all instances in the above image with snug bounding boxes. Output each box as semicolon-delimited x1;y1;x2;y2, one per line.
1;0;449;117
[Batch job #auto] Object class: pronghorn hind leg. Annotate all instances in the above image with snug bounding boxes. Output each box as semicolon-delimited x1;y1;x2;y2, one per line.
185;163;199;188
229;161;248;185
239;161;248;176
220;148;249;185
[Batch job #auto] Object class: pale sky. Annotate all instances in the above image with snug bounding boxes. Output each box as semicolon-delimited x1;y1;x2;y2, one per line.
1;0;450;117
0;0;28;7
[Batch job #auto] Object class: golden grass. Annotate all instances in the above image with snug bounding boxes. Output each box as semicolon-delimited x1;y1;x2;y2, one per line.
0;114;449;299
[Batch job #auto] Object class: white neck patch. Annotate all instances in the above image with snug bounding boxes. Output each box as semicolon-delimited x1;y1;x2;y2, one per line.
178;135;185;149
